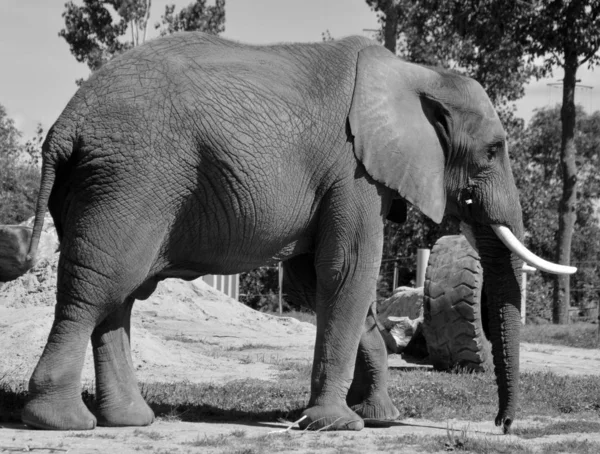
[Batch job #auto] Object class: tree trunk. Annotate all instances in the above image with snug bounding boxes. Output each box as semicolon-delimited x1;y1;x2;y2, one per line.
552;56;578;324
383;0;400;54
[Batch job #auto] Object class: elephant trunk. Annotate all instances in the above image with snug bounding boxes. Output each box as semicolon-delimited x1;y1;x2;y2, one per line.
473;224;522;434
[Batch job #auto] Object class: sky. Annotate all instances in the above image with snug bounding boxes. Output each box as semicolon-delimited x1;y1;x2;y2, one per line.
1;0;600;140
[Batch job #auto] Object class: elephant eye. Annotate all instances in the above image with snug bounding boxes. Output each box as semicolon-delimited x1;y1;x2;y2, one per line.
486;142;503;162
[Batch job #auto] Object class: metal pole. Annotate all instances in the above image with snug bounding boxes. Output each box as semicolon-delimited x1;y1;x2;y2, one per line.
415;249;430;288
278;262;283;315
521;270;527;325
522;264;536;325
392;261;398;291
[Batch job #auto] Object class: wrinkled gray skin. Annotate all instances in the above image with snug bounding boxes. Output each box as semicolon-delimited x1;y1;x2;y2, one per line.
19;33;523;432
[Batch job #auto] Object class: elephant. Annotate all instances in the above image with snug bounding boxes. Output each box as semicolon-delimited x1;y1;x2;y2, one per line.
10;32;574;432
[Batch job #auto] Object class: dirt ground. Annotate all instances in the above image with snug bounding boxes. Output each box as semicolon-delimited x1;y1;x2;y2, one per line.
2;256;600;453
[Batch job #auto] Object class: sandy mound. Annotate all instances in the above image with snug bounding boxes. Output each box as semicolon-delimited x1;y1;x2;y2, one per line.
0;254;315;386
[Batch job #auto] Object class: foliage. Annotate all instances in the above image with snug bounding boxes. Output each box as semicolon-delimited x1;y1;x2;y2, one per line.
365;0;541;105
156;0;225;36
60;0;133;72
0;157;40;224
60;0;226;74
0;105;22;158
512;106;600;313
239;266;285;312
0;104;41;224
380;212;459;296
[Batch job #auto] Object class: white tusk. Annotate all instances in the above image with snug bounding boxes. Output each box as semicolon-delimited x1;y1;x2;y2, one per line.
492;224;577;275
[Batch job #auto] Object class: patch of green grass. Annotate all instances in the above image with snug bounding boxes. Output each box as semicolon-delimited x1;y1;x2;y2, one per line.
521;323;600;349
132;429;165;440
513;420;600;438
68;432;94;438
142;378;309;423
2;360;600;432
96;432;118;439
538;439;600;454
163;334;219;344
0;380;27;423
387;368;600;422
226;343;280;351
270;310;316;325
275;359;313;381
436;432;533;453
184;433;230;447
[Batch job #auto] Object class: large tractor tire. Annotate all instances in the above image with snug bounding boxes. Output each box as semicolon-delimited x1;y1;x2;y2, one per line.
422;235;492;372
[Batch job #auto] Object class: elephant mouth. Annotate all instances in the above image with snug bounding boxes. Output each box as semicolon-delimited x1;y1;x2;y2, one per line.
460;222;576;275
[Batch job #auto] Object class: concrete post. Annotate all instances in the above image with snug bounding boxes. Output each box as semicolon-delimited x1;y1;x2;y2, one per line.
416;248;430;288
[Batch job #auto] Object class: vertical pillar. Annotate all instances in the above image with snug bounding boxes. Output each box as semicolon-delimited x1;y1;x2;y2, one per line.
416;248;430;288
278;262;283;315
522;264;536;324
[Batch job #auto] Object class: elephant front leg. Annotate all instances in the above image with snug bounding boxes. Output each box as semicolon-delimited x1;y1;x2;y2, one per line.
299;231;384;429
299;283;370;430
347;308;400;422
92;297;154;427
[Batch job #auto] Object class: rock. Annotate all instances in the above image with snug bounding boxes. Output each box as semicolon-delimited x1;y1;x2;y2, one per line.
21;213;59;264
380;315;420;354
378;286;423;320
0;225;32;282
377;287;425;355
0;214;58;282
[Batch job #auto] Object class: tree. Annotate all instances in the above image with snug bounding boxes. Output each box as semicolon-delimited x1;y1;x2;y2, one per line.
156;0;225;36
60;0;133;72
0;104;41;223
0;104;22;159
60;0;225;73
521;1;600;323
512;106;600;319
365;1;540;105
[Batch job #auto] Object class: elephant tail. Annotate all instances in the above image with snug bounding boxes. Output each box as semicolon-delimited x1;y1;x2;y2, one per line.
25;157;56;267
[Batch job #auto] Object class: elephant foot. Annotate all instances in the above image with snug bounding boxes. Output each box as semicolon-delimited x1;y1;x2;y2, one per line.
351;390;400;423
95;394;155;427
299;404;364;431
495;410;514;434
22;395;97;430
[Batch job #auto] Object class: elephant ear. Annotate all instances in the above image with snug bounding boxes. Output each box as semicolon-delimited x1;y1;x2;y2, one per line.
349;46;447;223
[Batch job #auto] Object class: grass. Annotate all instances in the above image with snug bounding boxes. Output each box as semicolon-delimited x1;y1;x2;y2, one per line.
226;343;281;351
3;369;600;453
512;420;600;438
4;366;599;428
270;309;316;325
521;322;600;349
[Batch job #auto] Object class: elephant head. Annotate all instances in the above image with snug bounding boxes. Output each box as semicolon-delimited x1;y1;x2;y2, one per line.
348;46;575;432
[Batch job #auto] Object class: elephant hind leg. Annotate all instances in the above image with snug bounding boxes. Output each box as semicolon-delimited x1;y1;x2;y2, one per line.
92;297;154;427
347;309;400;423
22;262;108;430
22;311;97;430
23;230;160;430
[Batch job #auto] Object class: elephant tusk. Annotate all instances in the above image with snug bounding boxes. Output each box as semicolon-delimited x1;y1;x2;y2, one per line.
492;224;577;275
